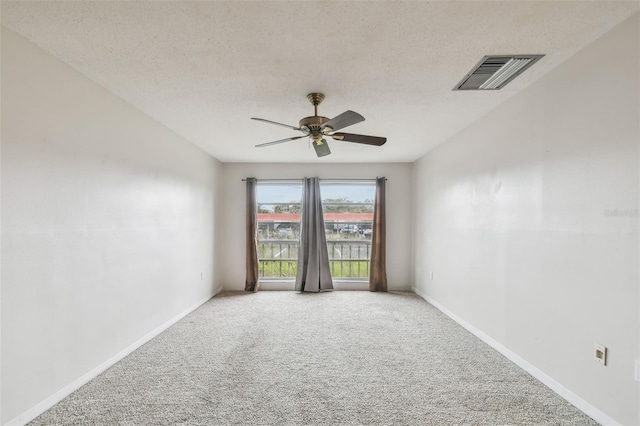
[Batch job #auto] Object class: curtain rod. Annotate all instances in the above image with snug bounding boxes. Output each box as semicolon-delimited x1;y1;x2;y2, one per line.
241;178;387;182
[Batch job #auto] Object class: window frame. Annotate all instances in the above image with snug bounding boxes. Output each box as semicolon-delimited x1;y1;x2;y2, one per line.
254;179;376;282
320;181;375;281
256;181;303;280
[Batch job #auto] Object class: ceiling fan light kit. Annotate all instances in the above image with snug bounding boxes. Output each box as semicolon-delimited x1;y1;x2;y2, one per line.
252;93;386;157
312;139;331;157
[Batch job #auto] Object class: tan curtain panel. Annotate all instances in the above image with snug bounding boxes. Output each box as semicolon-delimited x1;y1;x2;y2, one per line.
295;177;334;292
369;177;387;292
245;177;259;292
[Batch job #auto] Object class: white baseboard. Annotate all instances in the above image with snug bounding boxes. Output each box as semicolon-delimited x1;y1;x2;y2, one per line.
5;286;222;426
411;286;621;426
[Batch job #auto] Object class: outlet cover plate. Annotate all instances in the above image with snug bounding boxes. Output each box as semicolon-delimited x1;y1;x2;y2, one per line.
594;343;607;366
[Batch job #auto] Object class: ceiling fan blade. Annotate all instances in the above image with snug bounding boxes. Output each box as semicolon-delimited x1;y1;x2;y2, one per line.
312;139;331;157
331;132;386;146
322;110;365;132
255;135;307;148
251;117;301;131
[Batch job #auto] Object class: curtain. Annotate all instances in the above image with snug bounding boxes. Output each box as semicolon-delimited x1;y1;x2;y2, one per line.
369;177;387;292
295;177;333;292
245;177;259;292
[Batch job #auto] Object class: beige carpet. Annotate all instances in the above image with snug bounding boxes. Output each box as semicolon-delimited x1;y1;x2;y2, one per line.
30;291;598;425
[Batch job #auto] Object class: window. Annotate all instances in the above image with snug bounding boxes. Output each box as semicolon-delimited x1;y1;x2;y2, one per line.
256;180;375;280
256;181;302;278
321;182;375;280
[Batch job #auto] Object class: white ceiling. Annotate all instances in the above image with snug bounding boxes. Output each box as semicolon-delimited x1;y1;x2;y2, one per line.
2;1;639;163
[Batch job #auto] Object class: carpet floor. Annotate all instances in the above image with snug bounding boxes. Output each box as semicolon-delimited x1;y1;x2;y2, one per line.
30;291;598;425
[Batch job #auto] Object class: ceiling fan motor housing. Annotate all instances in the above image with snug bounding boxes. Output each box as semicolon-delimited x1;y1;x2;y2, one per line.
302;93;333;139
300;116;333;142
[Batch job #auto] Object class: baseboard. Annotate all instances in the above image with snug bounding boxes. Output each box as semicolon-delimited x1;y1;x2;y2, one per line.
5;286;222;426
411;286;621;426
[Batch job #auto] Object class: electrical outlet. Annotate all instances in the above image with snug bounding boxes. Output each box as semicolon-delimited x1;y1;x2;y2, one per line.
594;343;607;366
635;360;640;382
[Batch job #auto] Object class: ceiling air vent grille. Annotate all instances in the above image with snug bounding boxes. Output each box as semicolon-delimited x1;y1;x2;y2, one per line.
454;55;544;90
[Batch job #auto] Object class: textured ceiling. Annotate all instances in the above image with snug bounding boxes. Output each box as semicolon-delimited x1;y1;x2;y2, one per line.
2;1;639;163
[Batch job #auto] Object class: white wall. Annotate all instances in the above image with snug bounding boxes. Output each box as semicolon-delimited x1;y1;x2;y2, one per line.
412;13;639;425
1;28;223;424
221;163;412;291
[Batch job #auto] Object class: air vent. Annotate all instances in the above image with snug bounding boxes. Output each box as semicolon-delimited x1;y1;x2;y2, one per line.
454;55;544;90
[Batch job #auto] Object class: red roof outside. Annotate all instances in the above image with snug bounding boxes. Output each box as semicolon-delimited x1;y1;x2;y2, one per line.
257;213;372;222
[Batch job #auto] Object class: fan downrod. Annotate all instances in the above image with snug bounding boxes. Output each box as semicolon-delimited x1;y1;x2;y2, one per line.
307;93;325;117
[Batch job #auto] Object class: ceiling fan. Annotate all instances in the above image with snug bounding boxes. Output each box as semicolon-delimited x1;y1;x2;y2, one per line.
252;93;386;157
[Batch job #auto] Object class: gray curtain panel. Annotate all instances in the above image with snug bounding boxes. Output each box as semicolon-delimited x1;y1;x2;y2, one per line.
369;177;387;292
245;177;259;292
295;177;333;292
